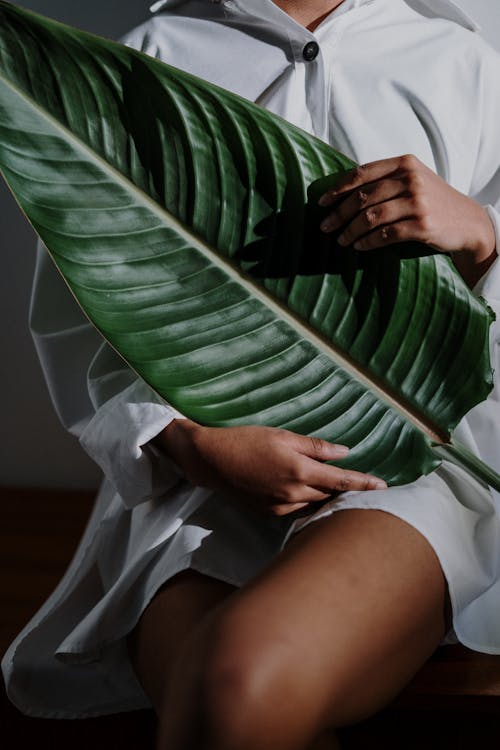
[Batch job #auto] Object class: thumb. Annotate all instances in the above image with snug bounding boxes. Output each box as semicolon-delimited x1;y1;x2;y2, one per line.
299;436;350;462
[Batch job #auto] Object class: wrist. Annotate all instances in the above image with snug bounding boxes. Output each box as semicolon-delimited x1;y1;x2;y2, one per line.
453;206;497;288
473;206;496;261
154;417;203;463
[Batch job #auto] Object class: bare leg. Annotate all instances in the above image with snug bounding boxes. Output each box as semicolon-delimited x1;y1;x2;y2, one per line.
128;569;237;710
128;569;342;749
157;509;450;750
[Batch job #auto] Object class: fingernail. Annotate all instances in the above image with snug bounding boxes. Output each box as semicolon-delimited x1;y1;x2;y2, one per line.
333;445;349;456
374;480;387;489
353;241;362;250
320;219;333;233
337;234;348;246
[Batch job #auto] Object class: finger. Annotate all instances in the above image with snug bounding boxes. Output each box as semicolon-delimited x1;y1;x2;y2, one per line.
319;178;407;233
303;460;388;492
318;157;404;206
337;197;413;247
300;486;334;503
277;483;335;505
297;436;351;462
352;219;431;251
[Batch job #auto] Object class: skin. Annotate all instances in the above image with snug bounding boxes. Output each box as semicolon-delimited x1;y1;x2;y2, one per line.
273;0;345;30
154;421;387;517
129;512;450;750
129;1;493;747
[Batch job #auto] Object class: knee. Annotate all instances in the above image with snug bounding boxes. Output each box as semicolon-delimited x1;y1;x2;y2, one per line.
183;614;284;750
199;637;275;748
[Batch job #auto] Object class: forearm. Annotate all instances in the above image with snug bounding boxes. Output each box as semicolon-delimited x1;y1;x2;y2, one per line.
153;417;201;481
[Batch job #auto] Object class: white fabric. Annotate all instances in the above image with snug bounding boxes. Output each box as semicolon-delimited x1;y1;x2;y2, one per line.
3;0;500;718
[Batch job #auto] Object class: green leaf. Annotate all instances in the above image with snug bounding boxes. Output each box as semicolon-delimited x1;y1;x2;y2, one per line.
0;1;498;489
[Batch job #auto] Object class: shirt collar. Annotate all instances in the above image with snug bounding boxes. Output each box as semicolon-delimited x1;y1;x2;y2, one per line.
405;0;480;32
149;0;372;43
149;0;480;33
149;0;372;15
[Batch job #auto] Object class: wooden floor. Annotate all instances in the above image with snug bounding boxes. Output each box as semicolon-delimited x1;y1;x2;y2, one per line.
1;486;500;748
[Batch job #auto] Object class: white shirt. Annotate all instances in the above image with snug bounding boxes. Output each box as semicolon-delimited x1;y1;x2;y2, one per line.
5;0;500;719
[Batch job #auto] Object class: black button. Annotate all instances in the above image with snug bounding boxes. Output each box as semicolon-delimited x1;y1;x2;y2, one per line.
302;41;319;62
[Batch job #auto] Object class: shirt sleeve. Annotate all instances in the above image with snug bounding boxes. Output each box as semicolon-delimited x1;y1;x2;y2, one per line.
79;378;186;509
30;242;188;509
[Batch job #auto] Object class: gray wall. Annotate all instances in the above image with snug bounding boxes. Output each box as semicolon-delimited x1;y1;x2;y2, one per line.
1;0;499;488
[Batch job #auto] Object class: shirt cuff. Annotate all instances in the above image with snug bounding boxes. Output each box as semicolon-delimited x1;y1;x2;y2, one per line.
79;379;186;509
473;205;500;303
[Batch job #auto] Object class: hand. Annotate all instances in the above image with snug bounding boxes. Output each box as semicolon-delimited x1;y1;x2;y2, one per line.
156;420;387;517
318;154;497;286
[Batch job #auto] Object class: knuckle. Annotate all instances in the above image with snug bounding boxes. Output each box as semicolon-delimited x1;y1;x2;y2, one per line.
400;153;417;171
352;165;365;182
289;464;306;484
290;461;304;484
309;436;326;459
399;224;411;240
408;171;425;193
410;192;426;214
337;472;350;492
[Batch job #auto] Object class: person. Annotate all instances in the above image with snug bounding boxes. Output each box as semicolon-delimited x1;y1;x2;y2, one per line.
3;0;500;747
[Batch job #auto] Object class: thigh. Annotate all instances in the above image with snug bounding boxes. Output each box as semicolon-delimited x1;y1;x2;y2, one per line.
127;569;237;710
201;509;450;730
